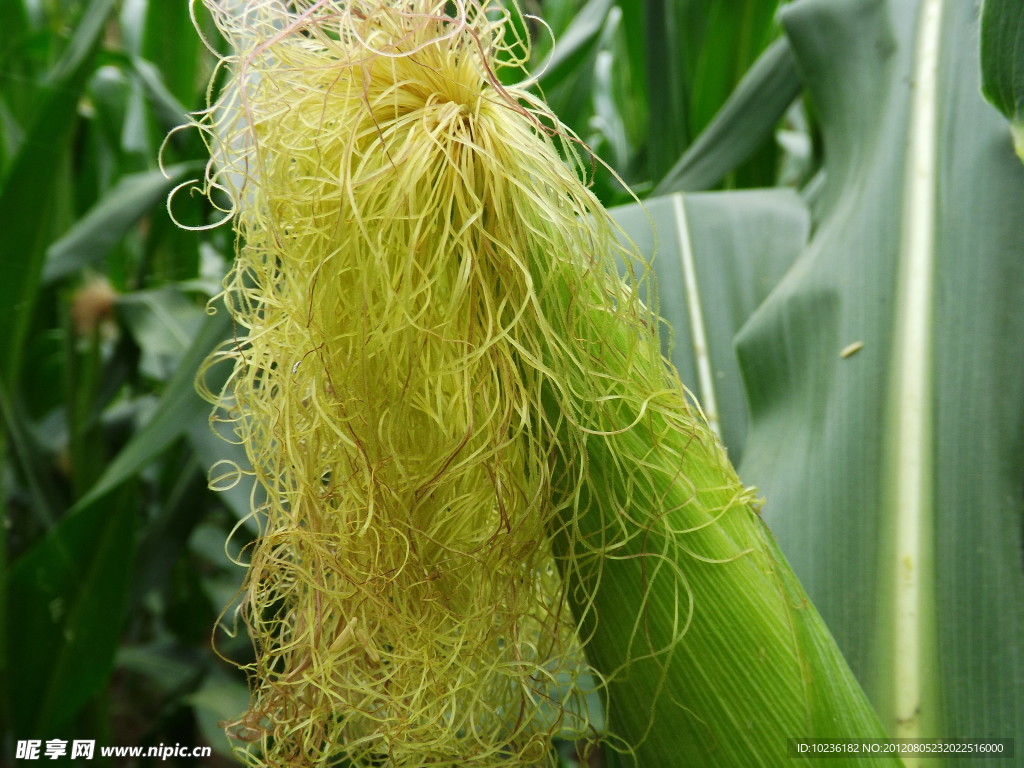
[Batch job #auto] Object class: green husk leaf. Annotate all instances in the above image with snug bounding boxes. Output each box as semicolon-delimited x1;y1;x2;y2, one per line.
542;258;898;767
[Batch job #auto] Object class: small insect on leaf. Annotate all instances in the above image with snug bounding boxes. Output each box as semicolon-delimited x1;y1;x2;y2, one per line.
840;341;865;359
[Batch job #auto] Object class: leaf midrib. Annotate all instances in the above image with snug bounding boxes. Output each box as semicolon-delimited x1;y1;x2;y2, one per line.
886;0;944;745
671;193;721;437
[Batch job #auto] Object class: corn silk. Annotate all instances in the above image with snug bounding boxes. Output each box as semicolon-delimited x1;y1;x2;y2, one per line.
189;1;753;765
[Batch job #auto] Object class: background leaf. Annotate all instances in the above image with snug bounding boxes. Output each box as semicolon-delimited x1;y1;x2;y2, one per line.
72;308;231;514
639;0;784;188
7;493;137;735
734;0;1024;744
44;163;201;283
0;0;117;386
980;0;1024;157
653;38;803;194
612;189;809;460
2;1;241;757
533;0;614;87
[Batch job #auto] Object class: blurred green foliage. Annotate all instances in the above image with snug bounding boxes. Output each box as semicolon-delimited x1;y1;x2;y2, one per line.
1;0;248;762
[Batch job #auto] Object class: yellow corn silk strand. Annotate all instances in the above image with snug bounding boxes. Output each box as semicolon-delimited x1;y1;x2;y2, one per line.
195;1;750;766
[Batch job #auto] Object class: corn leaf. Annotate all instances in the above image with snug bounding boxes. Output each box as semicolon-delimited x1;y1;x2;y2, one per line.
734;0;1024;747
0;2;117;735
5;305;230;735
6;494;137;735
653;38;802;194
640;0;783;186
611;189;808;460
44;163;200;282
0;0;116;385
532;0;614;86
71;308;231;514
980;0;1024;157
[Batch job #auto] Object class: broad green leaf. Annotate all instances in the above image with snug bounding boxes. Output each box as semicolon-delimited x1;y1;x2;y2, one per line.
44;163;200;282
612;189;809;461
654;38;803;194
686;1;781;141
640;0;783;183
736;0;1024;748
130;56;195;132
533;0;614;86
117;286;208;380
0;0;116;386
187;667;253;758
6;492;137;735
596;191;905;766
71;307;231;514
980;0;1024;157
139;0;208;107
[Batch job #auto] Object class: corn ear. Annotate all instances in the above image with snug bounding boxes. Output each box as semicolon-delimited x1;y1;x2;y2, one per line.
188;1;898;766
